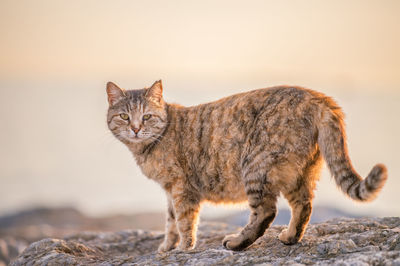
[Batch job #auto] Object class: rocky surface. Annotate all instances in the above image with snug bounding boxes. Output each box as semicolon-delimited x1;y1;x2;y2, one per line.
0;206;362;265
11;217;400;265
0;207;164;265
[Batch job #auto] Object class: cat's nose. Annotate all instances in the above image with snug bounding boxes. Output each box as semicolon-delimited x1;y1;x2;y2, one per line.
132;127;140;134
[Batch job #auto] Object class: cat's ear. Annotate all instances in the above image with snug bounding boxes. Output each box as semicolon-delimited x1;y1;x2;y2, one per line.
145;80;163;103
106;82;126;106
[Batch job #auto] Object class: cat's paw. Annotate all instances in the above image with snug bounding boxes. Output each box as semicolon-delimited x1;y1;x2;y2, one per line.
158;241;176;253
222;234;252;251
175;242;195;251
278;229;299;245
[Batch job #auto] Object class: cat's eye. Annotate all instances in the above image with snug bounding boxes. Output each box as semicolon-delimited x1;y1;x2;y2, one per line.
142;114;152;121
120;113;129;120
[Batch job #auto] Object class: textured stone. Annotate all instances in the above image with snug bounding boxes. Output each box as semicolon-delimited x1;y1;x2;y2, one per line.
11;217;400;265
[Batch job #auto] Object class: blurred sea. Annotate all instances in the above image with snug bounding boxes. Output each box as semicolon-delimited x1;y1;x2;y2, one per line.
0;80;399;218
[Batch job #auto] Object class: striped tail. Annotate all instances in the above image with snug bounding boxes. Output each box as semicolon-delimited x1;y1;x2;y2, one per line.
317;98;387;202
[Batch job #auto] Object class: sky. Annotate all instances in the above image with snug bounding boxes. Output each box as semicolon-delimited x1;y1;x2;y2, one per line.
0;0;399;217
1;0;399;87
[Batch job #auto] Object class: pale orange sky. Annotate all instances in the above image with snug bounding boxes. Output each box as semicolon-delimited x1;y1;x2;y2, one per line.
0;0;399;90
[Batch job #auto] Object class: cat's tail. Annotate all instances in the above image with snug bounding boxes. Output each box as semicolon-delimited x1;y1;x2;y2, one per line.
317;97;387;202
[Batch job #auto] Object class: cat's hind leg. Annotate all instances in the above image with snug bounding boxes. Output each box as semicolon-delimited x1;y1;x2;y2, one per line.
279;153;322;245
278;196;312;245
279;190;313;245
223;173;278;251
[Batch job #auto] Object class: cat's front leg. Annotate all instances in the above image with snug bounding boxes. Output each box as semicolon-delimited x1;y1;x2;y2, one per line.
172;189;201;251
158;196;179;252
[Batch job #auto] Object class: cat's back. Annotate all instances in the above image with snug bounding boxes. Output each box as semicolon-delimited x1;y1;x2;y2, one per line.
181;85;320;121
174;85;321;161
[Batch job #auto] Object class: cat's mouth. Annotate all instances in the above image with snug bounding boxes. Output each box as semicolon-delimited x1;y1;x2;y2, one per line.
128;136;144;143
127;134;152;143
121;130;154;144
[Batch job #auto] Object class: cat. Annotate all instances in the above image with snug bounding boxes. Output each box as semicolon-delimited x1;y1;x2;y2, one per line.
106;80;387;252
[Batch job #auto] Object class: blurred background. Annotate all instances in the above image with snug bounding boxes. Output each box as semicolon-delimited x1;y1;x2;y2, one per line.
0;0;399;239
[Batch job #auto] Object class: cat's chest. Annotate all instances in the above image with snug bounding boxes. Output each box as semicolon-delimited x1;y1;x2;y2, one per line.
136;156;163;180
134;150;182;185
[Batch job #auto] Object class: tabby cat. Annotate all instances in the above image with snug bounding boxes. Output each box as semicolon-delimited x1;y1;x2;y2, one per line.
106;80;387;252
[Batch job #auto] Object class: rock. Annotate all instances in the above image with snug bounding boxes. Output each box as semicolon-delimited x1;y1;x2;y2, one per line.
11;217;400;265
0;207;165;265
0;206;367;264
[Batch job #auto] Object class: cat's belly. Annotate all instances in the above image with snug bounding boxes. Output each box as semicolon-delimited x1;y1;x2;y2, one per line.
201;174;248;204
205;189;248;204
197;147;248;204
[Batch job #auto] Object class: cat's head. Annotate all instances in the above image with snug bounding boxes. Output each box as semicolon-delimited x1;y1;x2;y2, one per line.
106;80;168;145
